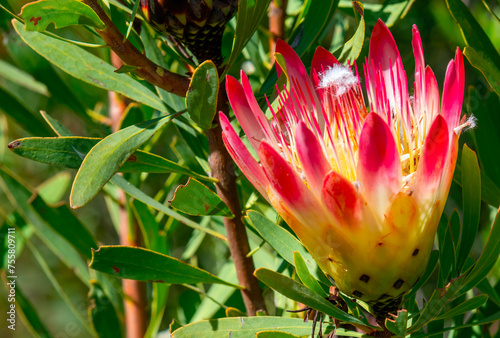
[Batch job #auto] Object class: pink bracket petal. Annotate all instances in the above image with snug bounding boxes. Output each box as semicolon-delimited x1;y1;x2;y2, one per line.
311;46;339;78
368;19;407;117
226;75;266;152
220;113;270;200
441;48;465;130
357;112;402;216
322;170;361;227
295;121;331;196
413;114;449;201
259;141;317;212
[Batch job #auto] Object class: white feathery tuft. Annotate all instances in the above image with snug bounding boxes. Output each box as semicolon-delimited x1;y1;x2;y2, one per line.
318;64;358;96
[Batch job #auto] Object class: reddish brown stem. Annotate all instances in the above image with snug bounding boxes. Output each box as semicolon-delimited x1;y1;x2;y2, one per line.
85;0;266;316
110;53;148;338
205;83;267;315
82;0;190;97
269;0;288;58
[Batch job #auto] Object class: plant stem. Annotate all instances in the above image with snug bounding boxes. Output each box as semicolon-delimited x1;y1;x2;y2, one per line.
205;82;267;316
82;0;190;97
110;52;148;338
84;0;266;316
269;0;288;57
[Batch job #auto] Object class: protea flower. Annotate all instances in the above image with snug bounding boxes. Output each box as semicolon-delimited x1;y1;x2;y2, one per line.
140;0;238;65
221;19;468;319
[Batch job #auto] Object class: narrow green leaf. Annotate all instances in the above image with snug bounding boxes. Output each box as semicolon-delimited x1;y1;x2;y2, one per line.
71;116;171;208
247;211;327;284
338;2;365;62
403;250;439;303
0;166;90;284
464;47;500;96
88;280;122;338
0;86;53;136
30;196;98;259
20;0;105;31
170;178;233;217
36;171;72;204
453;162;500;207
446;0;500;96
26;239;93;334
339;0;415;27
254;268;371;327
385;309;408;337
8;136;214;181
461;206;500;292
2;275;51;337
186;61;218;129
12;20;166;112
110;175;227;241
190;261;238;323
293;251;326;296
224;0;272;75
457;145;481;272
256;331;300;338
0;58;49;96
433;294;488;321
171;317;334;338
90;246;242;288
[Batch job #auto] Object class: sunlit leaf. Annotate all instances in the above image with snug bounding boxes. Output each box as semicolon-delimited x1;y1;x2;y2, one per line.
90;246;242;288
186;61;218;129
20;0;105;32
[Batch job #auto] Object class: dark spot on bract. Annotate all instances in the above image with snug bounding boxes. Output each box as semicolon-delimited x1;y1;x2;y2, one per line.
412;248;419;256
359;274;370;283
377;293;390;300
112;266;120;273
353;290;363;298
378;242;383;246
393;279;404;289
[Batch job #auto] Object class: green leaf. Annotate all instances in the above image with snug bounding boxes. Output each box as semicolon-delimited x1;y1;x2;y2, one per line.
407;276;465;333
457;144;481;272
186;61;218;129
460;206;500;292
0;166;90;284
71;116;172;208
254;268;371;327
464;47;500;96
224;0;272;75
12;20;166;112
403;250;439;303
170;178;233;217
190;261;238;323
339;0;415;27
171;317;334;338
30;196;98;259
293;251;326;296
0;58;49;96
20;0;105;32
385;309;408;337
88;280;122;338
247;211;327;284
90;246;242;288
338;2;365;63
8;136;214;181
256;332;300;338
446;0;500;96
453;162;500;208
433;294;488;321
36;171;72;204
2;276;51;337
110;175;227;241
288;0;339;58
0;86;53;136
